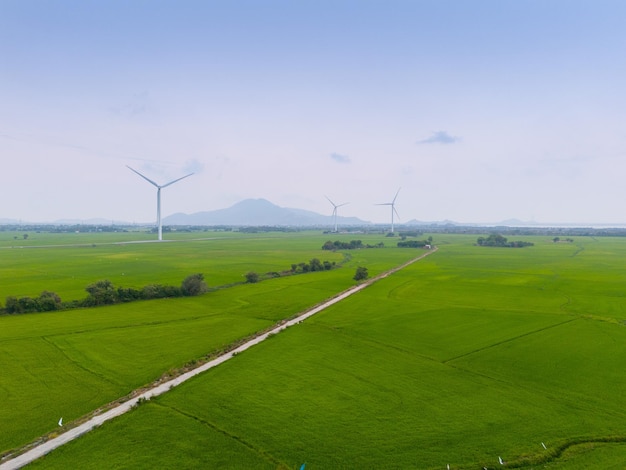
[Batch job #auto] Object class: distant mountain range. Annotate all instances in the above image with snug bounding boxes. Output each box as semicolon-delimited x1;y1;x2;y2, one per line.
3;200;624;228
163;198;370;226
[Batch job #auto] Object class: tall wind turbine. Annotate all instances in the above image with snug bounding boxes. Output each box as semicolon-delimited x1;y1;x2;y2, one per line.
377;187;400;233
127;165;194;241
325;196;349;233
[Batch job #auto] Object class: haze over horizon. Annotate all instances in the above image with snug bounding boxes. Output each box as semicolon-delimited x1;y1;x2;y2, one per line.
2;1;625;225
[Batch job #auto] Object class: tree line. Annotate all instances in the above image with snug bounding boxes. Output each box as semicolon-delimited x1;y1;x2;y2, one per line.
322;240;384;250
2;273;208;315
244;257;337;283
397;239;432;248
476;234;534;248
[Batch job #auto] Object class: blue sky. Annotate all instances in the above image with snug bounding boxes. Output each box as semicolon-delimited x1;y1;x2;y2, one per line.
2;1;625;224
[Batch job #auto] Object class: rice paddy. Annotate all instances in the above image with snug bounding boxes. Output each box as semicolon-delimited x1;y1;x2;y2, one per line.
2;231;625;468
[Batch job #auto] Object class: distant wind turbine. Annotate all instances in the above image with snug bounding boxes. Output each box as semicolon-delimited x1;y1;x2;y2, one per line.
325;196;348;233
127;166;194;241
376;187;400;233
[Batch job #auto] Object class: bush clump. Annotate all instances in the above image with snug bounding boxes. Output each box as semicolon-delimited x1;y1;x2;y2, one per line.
353;266;369;281
477;234;534;248
290;258;336;274
180;273;209;296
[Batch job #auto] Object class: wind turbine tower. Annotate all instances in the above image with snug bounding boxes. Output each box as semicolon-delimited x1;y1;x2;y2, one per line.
127;165;194;241
377;187;400;233
325;196;349;233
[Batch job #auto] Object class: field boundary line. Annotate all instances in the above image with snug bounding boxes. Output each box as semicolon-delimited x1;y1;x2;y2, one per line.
442;316;579;364
157;402;289;469
0;247;437;469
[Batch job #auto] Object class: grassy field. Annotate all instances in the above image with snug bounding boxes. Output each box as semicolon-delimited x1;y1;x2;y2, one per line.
0;230;357;300
0;230;419;455
23;233;626;469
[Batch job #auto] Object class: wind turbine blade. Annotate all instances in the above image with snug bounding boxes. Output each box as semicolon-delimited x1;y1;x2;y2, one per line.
127;165;160;187
338;202;349;208
392;187;401;204
161;172;194;188
325;195;337;207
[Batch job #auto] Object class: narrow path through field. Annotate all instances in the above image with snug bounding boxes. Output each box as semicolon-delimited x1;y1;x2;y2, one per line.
0;247;437;469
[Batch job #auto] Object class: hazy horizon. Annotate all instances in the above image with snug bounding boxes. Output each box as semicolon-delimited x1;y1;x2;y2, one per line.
2;1;626;225
3;196;626;229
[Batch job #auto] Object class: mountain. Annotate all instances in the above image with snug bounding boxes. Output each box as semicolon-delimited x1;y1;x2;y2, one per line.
163;198;370;226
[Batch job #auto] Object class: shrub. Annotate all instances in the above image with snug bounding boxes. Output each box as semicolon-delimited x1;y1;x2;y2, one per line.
477;234;534;248
18;296;38;313
353;266;369;281
309;258;324;272
37;291;62;311
245;271;260;283
116;287;143;302
5;296;19;314
85;279;117;305
181;273;208;296
142;284;181;299
397;240;428;248
322;240;364;250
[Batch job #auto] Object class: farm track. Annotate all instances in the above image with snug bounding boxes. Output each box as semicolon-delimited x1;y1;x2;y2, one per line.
0;247;437;469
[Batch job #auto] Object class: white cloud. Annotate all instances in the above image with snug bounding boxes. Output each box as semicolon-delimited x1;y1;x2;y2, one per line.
183;158;205;175
417;131;461;145
330;152;351;163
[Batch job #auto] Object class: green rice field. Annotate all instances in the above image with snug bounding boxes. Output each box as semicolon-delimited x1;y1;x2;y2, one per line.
2;231;626;468
0;230;415;455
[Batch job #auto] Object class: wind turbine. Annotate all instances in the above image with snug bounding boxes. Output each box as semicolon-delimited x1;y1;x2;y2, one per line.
325;196;348;233
377;187;400;233
127;165;194;241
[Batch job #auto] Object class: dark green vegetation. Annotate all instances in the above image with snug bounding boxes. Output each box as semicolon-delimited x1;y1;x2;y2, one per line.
4;231;626;468
322;239;384;250
396;239;431;248
477;233;534;247
353;265;369;281
2;273;208;313
290;258;336;273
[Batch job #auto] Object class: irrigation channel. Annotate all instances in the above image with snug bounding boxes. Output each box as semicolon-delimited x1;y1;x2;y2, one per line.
1;247;437;469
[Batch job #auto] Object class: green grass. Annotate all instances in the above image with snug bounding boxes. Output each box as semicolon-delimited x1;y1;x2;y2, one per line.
537;442;626;469
0;231;420;455
0;230;404;301
29;403;279;469
26;234;626;469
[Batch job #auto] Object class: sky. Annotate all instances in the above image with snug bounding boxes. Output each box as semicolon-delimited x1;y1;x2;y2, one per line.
2;0;626;225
